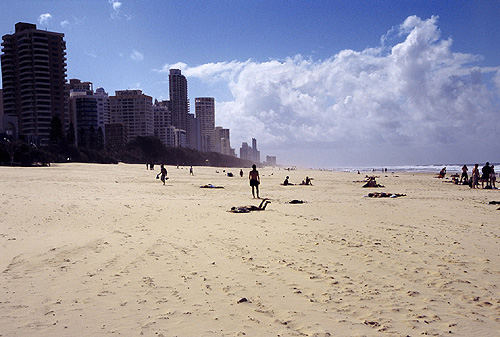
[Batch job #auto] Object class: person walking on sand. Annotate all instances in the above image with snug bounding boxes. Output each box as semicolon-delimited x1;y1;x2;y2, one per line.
240;169;244;178
158;164;168;185
249;164;260;198
189;166;194;176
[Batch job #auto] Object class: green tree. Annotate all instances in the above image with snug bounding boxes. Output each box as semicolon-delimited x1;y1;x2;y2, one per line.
49;116;64;144
96;127;104;151
88;126;97;150
66;122;76;145
78;128;87;148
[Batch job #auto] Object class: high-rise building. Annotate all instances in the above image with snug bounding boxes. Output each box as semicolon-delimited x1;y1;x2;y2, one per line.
240;138;260;163
265;155;277;166
195;97;215;152
169;69;189;138
0;88;3;133
69;90;98;147
153;100;172;147
1;22;68;146
94;87;110;136
188;113;201;151
0;88;18;141
214;126;234;156
109;90;154;143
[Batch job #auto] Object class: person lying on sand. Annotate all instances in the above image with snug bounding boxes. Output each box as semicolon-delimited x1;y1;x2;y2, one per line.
367;192;406;198
200;184;224;188
229;198;271;213
488;201;500;210
362;176;384;188
287;200;305;204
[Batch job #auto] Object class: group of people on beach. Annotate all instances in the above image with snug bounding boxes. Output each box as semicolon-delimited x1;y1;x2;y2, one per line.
282;175;313;186
440;162;497;189
149;162;264;198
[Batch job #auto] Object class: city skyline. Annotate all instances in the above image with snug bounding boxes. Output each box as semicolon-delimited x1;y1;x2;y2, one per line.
0;1;499;167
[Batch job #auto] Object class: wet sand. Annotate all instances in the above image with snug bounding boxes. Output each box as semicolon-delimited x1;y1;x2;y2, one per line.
1;163;499;336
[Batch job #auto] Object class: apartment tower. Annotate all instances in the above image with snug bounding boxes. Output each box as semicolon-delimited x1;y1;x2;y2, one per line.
1;22;67;145
109;90;154;143
168;69;189;142
195;97;215;152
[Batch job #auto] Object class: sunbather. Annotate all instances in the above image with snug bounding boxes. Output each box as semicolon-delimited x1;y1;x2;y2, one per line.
229;199;271;213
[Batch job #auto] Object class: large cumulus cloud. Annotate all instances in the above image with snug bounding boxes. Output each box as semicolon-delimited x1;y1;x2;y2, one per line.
164;16;499;166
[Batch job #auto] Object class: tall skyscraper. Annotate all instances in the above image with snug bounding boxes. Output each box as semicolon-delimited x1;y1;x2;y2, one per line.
69;90;98;147
1;22;68;146
0;89;3;133
169;69;189;137
195;97;215;152
153;100;173;147
240;138;260;163
214;126;234;156
94;87;110;136
109;90;154;143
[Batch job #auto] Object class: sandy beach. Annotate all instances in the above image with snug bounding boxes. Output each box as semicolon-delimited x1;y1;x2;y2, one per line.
1;163;499;336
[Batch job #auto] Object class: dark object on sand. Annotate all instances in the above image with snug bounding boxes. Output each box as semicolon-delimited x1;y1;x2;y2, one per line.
288;200;305;204
362;176;384;188
229;199;271;213
488;201;500;205
237;298;248;304
367;192;406;198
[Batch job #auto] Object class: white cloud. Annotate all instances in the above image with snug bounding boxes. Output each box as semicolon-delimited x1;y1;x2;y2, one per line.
494;69;500;94
60;20;70;27
131;50;144;62
38;13;52;26
161;16;500;166
109;0;131;20
109;0;122;11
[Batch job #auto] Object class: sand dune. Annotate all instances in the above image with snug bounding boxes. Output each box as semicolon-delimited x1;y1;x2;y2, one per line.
1;163;499;336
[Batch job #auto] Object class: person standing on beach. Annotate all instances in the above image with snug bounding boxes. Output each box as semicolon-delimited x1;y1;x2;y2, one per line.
490;165;496;188
481;162;491;188
472;164;479;189
190;166;194;176
460;165;468;184
249;164;260;198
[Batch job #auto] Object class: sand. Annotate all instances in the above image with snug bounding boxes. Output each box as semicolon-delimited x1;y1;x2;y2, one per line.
1;163;499;336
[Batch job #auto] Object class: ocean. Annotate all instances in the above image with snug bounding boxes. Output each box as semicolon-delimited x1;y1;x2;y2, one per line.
333;163;499;174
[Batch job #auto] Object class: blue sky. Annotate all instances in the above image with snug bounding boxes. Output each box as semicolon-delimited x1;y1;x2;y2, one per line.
1;1;499;168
